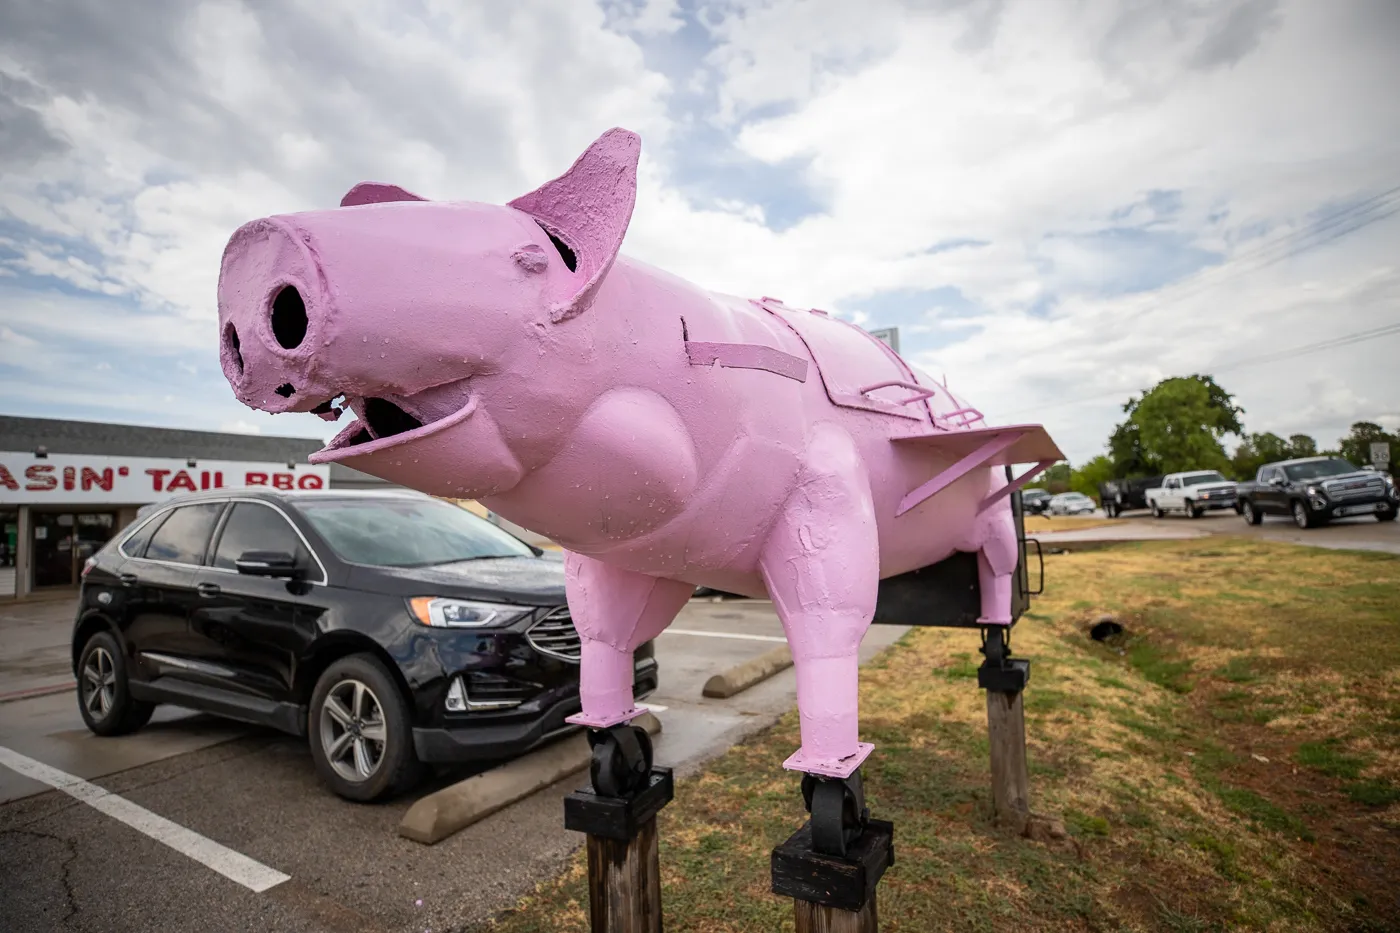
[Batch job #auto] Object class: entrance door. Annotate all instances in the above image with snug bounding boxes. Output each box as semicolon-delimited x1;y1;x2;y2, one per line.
31;511;118;588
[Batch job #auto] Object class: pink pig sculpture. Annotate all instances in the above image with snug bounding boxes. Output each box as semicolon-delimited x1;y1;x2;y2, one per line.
217;128;1062;822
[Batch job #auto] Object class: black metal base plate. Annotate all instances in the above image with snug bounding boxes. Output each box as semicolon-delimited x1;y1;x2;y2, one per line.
979;657;1030;693
563;767;674;841
771;817;894;913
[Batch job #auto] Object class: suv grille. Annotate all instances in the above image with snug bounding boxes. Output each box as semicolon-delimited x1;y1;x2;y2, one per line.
527;607;581;662
1325;477;1385;500
465;672;539;707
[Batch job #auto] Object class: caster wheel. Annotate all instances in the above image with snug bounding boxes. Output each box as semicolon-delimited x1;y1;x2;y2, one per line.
588;724;652;798
802;770;870;857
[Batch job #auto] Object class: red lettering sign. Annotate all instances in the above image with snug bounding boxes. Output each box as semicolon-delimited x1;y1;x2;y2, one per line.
167;470;198;493
245;472;267;486
25;464;56;491
0;464;17;491
271;473;293;490
297;475;324;490
81;467;114;492
63;466;76;491
145;468;171;492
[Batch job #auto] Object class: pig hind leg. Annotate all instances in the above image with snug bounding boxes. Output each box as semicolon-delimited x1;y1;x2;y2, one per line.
563;551;693;729
977;505;1019;625
759;425;878;780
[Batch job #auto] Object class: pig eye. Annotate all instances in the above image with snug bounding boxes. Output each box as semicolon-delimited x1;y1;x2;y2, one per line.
271;285;308;349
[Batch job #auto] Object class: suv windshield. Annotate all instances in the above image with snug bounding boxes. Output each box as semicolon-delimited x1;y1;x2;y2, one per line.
298;498;535;567
1179;472;1227;486
1283;459;1361;481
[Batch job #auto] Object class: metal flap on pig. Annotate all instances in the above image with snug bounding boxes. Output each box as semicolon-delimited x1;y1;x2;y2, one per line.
339;182;427;207
759;298;933;423
508;127;641;323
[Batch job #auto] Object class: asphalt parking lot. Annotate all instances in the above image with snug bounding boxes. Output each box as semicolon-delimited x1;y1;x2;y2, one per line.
0;597;906;933
1033;508;1400;554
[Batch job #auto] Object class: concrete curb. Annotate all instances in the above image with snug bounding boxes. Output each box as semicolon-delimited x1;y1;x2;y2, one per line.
0;681;76;704
701;644;793;699
398;711;663;845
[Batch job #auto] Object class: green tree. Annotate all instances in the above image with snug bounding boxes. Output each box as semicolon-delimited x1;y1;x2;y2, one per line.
1113;375;1244;475
1230;431;1292;480
1337;422;1397;476
1288;434;1317;458
1070;455;1115;500
1041;461;1072;494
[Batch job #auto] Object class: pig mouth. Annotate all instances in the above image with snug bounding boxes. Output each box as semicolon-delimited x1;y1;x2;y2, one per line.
308;391;477;464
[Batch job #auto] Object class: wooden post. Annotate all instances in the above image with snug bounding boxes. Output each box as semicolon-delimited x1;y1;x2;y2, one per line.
564;768;673;933
986;687;1031;830
585;816;662;932
794;895;878;932
772;818;893;933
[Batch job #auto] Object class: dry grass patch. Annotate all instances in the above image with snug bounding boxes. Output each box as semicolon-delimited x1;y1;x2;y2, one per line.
481;538;1400;932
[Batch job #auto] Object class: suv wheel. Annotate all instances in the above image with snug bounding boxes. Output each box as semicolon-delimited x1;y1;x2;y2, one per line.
1241;500;1262;525
1378;505;1398;522
309;654;422;802
1150;501;1162;518
1186;499;1201;519
1292;500;1315;529
77;631;154;736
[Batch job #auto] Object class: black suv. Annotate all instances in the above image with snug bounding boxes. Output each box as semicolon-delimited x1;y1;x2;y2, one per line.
72;489;657;801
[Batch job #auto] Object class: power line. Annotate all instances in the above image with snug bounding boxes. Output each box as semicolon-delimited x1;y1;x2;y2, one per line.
998;321;1400;419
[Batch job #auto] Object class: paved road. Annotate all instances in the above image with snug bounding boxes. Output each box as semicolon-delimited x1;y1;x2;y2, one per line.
1032;509;1400;554
0;597;909;932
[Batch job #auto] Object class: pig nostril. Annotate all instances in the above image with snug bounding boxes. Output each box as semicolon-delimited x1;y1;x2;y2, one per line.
275;383;296;398
222;322;244;377
271;285;308;349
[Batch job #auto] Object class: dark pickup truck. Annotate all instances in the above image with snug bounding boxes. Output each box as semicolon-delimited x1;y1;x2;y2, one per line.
1098;475;1164;518
1236;457;1398;528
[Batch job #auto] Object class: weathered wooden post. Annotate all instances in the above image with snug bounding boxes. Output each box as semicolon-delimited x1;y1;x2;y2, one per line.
564;726;672;933
978;625;1032;830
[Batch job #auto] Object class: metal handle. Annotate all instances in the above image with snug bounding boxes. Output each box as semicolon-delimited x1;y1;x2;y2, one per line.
118;573;138;587
1027;538;1044;596
196;582;221;598
858;380;937;403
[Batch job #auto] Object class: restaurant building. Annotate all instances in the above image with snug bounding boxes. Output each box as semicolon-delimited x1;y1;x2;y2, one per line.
0;415;392;600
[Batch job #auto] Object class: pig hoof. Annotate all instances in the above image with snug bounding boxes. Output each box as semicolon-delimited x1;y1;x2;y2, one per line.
801;768;870;857
587;724;653;798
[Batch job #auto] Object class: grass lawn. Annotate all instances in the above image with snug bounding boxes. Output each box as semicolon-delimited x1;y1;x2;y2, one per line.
1024;515;1118;533
479;538;1400;932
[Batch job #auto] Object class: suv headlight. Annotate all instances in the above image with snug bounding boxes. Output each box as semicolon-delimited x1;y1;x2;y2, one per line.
408;597;532;628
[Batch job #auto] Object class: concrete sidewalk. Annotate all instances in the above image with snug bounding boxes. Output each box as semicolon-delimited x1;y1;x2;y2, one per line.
0;598;77;702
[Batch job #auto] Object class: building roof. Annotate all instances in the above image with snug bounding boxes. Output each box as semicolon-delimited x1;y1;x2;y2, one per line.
0;414;389;486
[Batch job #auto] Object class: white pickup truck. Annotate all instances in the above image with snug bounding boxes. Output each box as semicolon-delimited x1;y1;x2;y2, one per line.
1145;470;1238;519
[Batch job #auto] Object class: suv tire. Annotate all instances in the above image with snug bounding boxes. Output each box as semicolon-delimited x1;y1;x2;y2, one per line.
1186;499;1201;519
1150;501;1163;518
1378;505;1398;522
1241;500;1262;525
1292;500;1316;529
308;654;423;802
77;630;155;736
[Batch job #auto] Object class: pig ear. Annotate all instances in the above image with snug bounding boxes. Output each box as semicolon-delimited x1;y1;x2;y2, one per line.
340;182;427;207
508;128;640;322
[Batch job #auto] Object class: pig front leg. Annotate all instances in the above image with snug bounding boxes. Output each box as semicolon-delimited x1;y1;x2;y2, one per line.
976;503;1019;625
759;425;879;781
563;551;694;729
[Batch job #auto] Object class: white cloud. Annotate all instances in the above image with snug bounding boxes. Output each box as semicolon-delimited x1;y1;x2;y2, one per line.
1;0;1396;466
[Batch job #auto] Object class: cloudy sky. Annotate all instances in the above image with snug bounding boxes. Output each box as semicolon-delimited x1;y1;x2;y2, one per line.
2;0;1397;465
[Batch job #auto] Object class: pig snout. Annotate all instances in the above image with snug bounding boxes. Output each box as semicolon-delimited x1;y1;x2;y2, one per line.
218;218;341;415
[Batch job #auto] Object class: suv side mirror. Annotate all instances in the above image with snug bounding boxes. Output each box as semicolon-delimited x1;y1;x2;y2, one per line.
236;550;301;578
1269;476;1286;487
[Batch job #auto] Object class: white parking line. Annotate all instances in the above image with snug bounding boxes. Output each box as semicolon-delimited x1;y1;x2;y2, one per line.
0;745;289;893
662;628;788;643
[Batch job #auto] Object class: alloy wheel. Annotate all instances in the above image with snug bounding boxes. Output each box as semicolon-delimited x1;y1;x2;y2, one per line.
82;647;116;719
319;679;388;782
1293;501;1309;529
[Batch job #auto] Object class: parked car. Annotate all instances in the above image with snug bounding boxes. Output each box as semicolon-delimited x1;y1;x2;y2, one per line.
1046;492;1097;515
1144;471;1237;519
1235;457;1398;528
71;489;658;801
1019;488;1053;514
1097;475;1164;518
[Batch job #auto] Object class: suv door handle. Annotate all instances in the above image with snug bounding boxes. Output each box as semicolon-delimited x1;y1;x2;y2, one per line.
196;582;222;598
119;573;138;587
